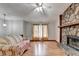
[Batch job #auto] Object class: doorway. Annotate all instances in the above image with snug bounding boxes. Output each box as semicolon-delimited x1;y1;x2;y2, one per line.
32;24;48;41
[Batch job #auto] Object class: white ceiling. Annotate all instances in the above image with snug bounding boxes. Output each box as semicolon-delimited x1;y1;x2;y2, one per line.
0;3;71;23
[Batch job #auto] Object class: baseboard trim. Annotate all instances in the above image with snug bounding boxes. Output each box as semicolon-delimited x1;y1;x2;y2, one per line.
30;40;60;47
30;40;58;43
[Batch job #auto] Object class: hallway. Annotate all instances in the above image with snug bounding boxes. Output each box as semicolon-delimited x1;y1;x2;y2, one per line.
23;41;65;56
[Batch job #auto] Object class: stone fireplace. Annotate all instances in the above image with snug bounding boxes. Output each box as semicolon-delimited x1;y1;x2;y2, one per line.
59;3;79;55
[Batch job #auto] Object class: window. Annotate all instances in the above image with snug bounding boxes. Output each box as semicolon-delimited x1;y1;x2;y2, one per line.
33;24;48;40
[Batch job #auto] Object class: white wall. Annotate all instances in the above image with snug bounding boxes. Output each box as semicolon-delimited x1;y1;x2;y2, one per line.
48;22;56;40
0;19;32;40
0;19;24;36
0;18;60;42
23;21;32;40
48;17;60;43
23;21;58;41
23;21;57;40
54;17;60;43
7;20;24;35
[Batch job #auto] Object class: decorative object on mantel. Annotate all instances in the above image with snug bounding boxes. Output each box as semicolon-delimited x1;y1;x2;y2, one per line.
3;13;7;27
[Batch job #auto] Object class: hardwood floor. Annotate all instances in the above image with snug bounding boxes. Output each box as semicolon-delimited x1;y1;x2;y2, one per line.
23;41;65;56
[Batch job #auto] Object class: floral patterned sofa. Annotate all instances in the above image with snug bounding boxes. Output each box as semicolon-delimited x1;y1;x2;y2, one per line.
0;35;30;56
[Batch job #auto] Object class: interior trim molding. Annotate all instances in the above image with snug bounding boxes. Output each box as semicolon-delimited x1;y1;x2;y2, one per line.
30;40;59;43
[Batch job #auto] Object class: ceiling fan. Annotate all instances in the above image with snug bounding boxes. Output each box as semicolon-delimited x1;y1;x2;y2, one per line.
33;3;47;16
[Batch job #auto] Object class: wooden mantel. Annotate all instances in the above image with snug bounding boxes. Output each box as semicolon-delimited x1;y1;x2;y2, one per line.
58;22;79;28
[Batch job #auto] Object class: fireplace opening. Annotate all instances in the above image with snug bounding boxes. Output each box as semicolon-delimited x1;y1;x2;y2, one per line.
67;35;79;51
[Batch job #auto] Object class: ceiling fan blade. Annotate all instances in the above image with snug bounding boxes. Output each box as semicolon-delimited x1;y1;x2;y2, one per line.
42;7;47;16
41;3;43;6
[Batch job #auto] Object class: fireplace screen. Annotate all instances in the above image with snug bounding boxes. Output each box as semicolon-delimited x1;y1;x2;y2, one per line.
67;35;79;50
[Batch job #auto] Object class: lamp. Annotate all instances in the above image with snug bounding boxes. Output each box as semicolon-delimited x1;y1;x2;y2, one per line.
3;13;7;27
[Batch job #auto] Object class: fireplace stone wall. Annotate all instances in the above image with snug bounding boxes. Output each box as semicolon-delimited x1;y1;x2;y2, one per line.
60;3;79;55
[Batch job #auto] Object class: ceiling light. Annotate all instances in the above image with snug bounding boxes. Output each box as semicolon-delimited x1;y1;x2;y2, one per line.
3;23;7;27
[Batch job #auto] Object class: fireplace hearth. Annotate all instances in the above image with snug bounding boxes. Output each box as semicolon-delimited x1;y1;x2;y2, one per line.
67;35;79;51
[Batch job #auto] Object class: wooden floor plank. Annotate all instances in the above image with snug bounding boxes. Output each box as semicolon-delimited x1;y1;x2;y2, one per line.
23;41;65;56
